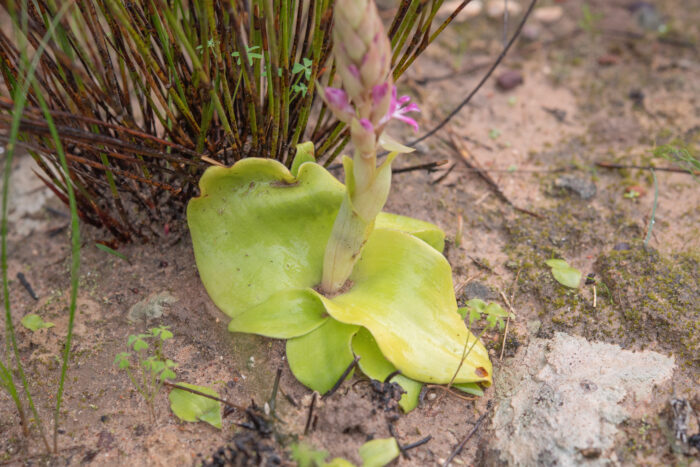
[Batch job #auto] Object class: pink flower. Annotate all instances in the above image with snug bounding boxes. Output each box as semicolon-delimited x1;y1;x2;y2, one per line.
319;84;419;133
379;87;420;132
318;87;355;123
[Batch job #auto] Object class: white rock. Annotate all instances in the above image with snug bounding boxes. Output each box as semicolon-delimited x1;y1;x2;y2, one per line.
491;332;675;466
128;291;179;321
7;156;53;238
437;0;483;22
486;0;521;18
533;5;564;24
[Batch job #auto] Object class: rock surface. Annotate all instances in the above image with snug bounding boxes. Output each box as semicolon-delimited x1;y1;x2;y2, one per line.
7;155;53;238
486;0;521;18
461;281;497;301
496;70;524;91
554;174;597;199
490;332;675;466
437;0;483;22
533;5;564;24
128;291;179;322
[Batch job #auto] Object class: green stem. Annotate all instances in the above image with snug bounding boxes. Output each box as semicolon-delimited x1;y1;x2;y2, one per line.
447;326;488;389
31;79;81;454
322;142;397;292
2;2;75;454
644;169;658;248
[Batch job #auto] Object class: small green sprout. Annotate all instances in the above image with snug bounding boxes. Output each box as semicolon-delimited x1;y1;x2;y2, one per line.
196;38;218;52
232;46;263;66
21;314;54;332
653;144;699;181
579;4;603;35
459;299;512;332
95;243;129;262
292;82;308;96
623;189;640;200
292;57;313;81
115;325;177;421
545;259;582;289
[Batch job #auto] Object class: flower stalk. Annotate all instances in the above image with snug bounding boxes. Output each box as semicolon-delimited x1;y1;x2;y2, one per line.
321;0;419;293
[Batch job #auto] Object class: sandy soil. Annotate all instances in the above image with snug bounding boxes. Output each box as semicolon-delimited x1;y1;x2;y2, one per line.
1;0;699;465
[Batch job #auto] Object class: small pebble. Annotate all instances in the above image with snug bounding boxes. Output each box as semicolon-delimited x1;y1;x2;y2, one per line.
533;5;563;24
521;23;542;41
628;89;644;105
597;54;620;66
462;281;497;301
554;175;597;200
486;0;521;18
624;185;646;197
427;392;437;401
496;70;524;90
437;0;483;22
629;2;664;31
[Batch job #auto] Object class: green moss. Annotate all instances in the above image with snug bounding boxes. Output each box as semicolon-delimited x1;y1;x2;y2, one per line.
595;245;699;367
503;194;698;368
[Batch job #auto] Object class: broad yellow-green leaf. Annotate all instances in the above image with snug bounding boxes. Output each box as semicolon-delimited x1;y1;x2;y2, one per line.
168;383;222;428
291;142;316;177
375;212;444;252
358;438;400;467
316;229;491;385
188;158;492;392
188;159;344;317
286;319;359;394
228;288;328;338
290;442;329;467
352;328;422;412
453;382;485;397
325;458;355;467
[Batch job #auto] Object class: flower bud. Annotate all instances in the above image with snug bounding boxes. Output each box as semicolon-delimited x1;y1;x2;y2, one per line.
332;0;392;106
351;118;377;157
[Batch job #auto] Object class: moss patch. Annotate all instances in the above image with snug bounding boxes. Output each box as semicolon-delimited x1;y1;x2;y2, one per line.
595;245;699;368
504;196;698;368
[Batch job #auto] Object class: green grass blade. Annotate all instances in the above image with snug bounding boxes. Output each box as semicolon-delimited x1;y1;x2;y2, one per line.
2;1;75;453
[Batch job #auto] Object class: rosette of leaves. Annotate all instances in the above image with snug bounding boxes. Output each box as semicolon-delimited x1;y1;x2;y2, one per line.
188;145;492;412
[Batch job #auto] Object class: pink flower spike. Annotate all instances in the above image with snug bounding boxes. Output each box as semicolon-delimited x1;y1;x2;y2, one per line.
379;86;421;132
347;64;361;79
372;83;390;107
359;118;374;132
393;114;419;132
320;87;355;123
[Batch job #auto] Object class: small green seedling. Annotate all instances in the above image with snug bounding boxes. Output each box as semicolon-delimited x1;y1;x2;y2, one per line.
579;4;603;35
115;325;177;421
231;46;263;66
21;314;54;332
454;299;513;387
95;243;128;262
545;259;582;289
623;189;640;200
459;299;512;332
292;58;313;81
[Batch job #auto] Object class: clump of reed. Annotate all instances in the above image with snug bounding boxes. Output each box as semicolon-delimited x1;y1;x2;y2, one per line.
0;0;472;241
